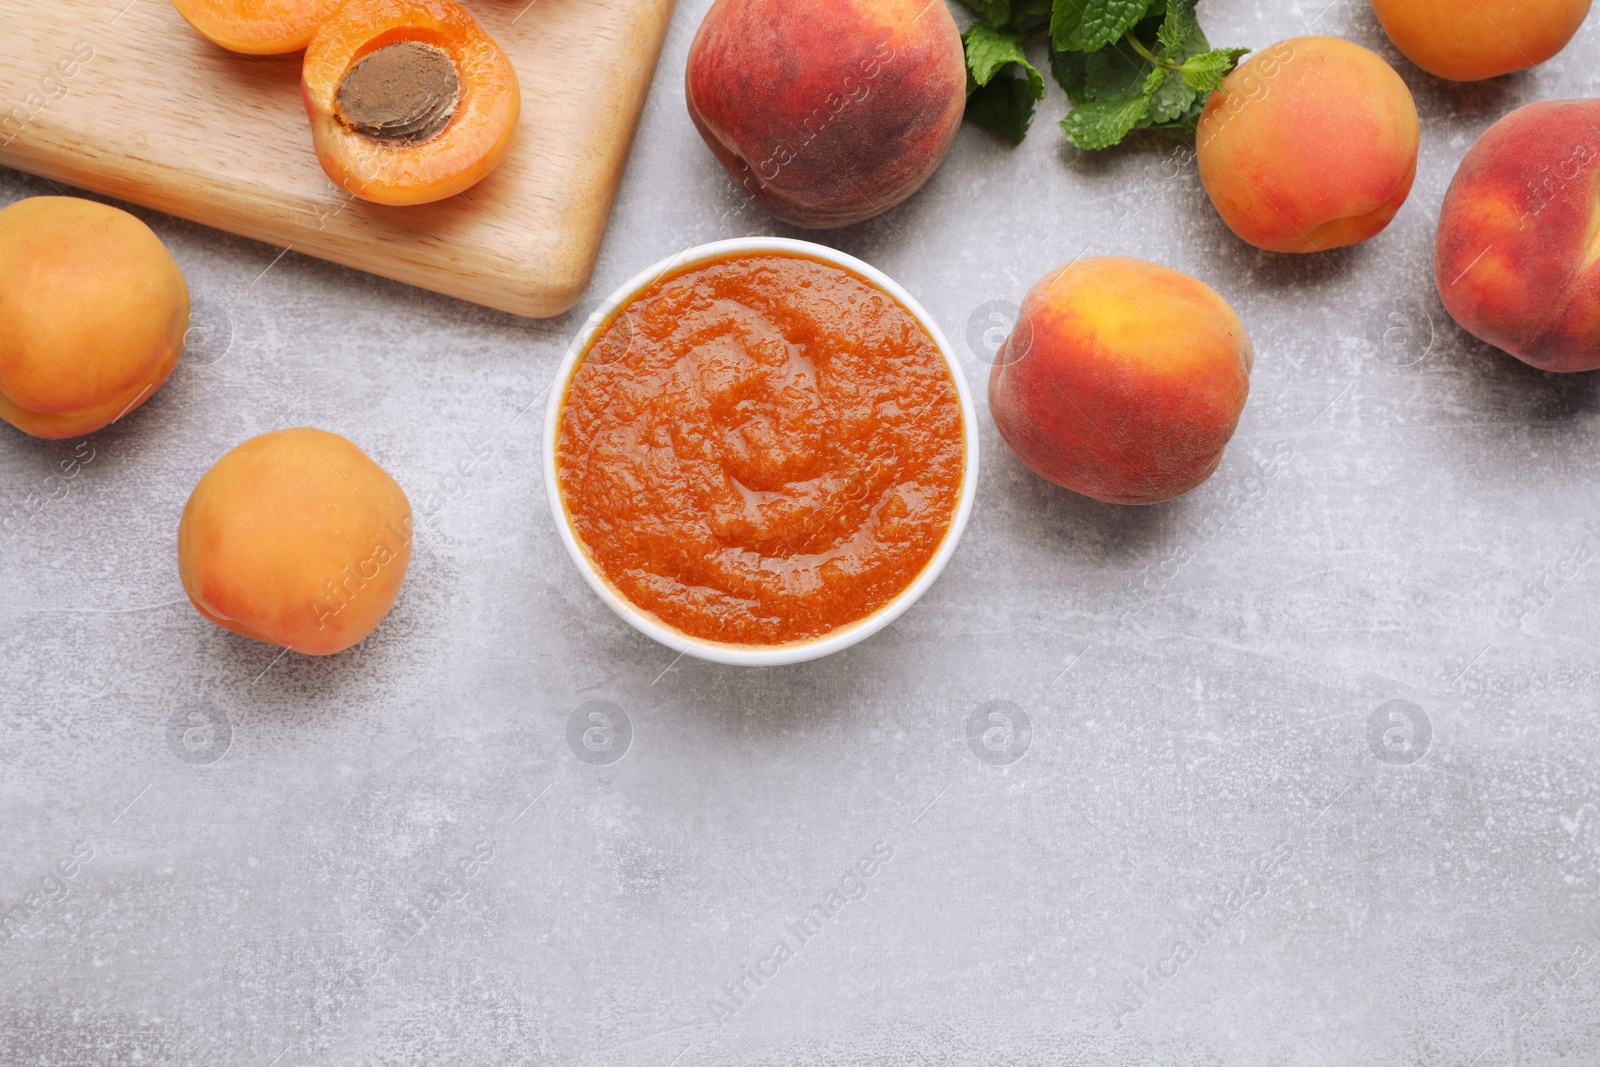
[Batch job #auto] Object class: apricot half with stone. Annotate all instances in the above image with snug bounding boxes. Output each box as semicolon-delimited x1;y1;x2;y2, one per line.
178;428;413;656
171;0;345;54
302;0;519;206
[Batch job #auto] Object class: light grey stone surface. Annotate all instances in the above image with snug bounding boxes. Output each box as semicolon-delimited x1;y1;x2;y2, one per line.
3;1;1600;1064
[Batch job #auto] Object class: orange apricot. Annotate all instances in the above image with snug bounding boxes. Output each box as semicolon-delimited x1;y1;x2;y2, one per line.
301;0;519;206
171;0;344;55
0;197;187;440
178;428;413;656
1371;0;1591;82
1197;37;1419;253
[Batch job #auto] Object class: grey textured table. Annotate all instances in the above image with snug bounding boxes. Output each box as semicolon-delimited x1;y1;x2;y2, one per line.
4;2;1599;1065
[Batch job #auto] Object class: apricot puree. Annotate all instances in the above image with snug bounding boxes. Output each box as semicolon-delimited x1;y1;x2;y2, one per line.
555;253;965;647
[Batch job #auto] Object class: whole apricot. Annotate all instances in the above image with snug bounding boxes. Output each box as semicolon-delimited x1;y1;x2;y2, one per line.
989;257;1253;506
1197;37;1419;254
685;0;967;228
1435;100;1600;373
178;428;413;655
0;197;188;439
1371;0;1591;81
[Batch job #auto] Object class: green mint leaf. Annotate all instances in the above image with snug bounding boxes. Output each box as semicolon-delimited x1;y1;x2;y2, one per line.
1143;116;1200;132
1076;39;1150;101
1004;0;1056;26
966;72;1039;142
1051;0;1149;53
1060;94;1152;149
1145;6;1223;122
1143;10;1195;123
1037;0;1251;149
1050;48;1088;101
1179;46;1251;93
955;0;1009;26
1153;81;1214;130
1157;0;1199;58
1049;0;1085;50
1146;66;1195;124
958;0;1050;29
963;24;1045;99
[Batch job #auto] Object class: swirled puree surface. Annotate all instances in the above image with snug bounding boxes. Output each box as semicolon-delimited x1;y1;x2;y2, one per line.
556;252;965;646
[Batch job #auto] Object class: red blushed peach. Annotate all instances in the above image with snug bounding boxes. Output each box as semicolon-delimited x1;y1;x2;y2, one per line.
178;428;413;655
685;0;966;229
1371;0;1591;82
1435;100;1600;373
1197;37;1419;253
0;197;187;439
989;257;1254;506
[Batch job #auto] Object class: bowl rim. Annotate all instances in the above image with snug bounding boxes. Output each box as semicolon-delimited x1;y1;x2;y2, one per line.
541;236;980;667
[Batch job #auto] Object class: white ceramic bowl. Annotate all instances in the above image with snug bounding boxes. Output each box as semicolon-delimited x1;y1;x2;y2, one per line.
543;237;979;666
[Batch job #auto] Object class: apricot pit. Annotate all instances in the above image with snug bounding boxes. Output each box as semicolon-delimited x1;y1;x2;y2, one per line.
334;40;459;144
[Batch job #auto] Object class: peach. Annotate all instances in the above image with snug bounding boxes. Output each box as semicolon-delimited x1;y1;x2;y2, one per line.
989;257;1254;506
1371;0;1591;81
685;0;966;229
0;197;188;439
1435;100;1600;373
1197;37;1419;253
178;428;413;655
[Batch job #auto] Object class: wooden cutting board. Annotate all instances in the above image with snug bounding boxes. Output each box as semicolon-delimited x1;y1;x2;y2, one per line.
0;0;677;317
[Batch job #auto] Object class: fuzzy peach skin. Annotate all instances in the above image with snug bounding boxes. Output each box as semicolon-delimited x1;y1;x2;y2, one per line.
685;0;966;228
1371;0;1591;81
1197;37;1419;254
0;197;187;440
1435;101;1600;373
989;257;1254;506
178;428;413;655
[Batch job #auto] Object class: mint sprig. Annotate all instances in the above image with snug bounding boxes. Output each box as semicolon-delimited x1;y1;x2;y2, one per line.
962;23;1046;142
957;0;1250;149
964;24;1045;98
1052;0;1147;53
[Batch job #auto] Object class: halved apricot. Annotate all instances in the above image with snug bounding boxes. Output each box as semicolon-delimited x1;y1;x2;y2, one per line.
171;0;345;55
301;0;520;206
